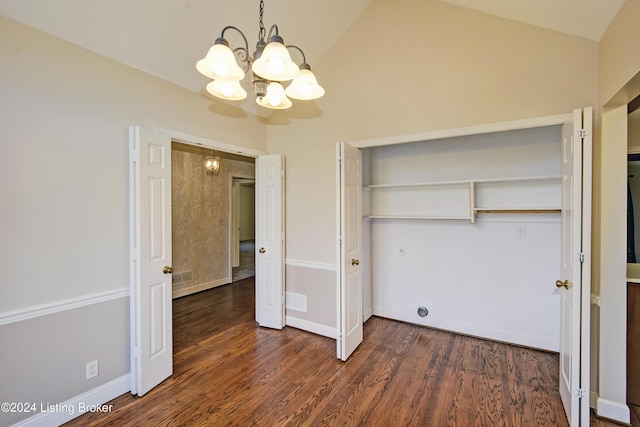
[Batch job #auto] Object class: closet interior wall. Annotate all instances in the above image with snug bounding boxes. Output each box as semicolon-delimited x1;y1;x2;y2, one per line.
361;126;563;351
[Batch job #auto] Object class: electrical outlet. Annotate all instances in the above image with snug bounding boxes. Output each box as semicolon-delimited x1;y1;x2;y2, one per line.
516;225;526;239
86;360;98;380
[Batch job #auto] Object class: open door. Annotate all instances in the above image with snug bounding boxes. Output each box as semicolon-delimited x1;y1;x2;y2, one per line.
558;108;592;425
129;126;173;396
255;154;285;329
337;142;363;361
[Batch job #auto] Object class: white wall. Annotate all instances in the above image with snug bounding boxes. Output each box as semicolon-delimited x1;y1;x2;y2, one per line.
364;127;562;350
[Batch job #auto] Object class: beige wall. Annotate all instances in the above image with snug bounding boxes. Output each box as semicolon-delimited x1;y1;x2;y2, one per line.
239;184;256;241
599;0;640;107
2;0;636;423
0;16;266;425
0;15;266;312
267;0;599;335
172;148;255;298
595;0;640;420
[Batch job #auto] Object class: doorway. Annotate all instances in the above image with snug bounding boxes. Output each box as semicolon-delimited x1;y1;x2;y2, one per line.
170;142;257;354
170;142;256;300
231;177;256;282
129;127;285;397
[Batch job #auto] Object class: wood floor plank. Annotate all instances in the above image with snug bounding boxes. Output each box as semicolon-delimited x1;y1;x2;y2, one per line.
64;279;577;427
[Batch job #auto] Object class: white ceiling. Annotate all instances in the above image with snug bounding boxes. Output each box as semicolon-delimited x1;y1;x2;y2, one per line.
0;0;626;97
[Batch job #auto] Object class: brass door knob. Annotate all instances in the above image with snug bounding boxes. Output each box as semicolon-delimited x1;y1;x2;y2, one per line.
351;259;360;266
555;279;569;289
259;247;266;254
163;266;173;274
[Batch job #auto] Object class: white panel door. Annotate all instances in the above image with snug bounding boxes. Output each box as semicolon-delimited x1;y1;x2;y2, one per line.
558;108;591;425
255;154;285;329
129;126;173;396
337;142;363;361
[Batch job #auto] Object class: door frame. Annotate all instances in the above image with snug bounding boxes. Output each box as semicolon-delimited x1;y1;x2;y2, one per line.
340;110;591;413
130;126;268;395
229;175;256;274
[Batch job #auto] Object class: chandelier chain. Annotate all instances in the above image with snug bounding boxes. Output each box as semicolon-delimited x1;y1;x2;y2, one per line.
258;0;266;41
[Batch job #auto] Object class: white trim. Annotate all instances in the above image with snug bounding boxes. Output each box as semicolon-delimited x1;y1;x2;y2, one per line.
155;127;266;158
12;374;130;427
0;288;129;326
286;315;337;339
596;397;631;424
590;391;598;410
373;308;559;352
363;307;373;321
285;258;337;271
172;278;230;299
346;113;571;148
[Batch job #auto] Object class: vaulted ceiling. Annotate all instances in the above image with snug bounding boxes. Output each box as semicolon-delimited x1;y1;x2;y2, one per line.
0;0;625;97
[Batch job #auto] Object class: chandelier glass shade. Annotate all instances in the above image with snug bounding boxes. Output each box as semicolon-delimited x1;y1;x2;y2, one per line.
206;79;248;100
196;1;324;109
256;82;292;109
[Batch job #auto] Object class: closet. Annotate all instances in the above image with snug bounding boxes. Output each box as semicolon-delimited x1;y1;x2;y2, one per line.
361;125;563;351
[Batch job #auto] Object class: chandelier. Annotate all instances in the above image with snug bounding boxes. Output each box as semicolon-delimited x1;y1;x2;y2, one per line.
196;0;325;110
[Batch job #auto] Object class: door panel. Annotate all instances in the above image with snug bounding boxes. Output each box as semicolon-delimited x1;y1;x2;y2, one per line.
559;108;591;426
338;142;363;361
129;126;173;396
255;154;285;329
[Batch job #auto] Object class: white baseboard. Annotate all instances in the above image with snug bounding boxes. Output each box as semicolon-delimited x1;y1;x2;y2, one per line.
286;315;336;339
596;397;630;424
363;307;373;321
590;391;598;409
373;308;558;352
13;374;130;427
172;278;230;299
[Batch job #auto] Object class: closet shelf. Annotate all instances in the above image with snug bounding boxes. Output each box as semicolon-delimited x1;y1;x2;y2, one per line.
364;175;561;190
366;215;472;220
474;208;561;214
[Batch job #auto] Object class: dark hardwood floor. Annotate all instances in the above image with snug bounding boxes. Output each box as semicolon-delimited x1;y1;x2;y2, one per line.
65;278;622;426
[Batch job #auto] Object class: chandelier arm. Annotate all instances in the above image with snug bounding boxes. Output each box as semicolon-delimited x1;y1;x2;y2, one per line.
266;24;280;41
219;25;251;70
286;45;307;66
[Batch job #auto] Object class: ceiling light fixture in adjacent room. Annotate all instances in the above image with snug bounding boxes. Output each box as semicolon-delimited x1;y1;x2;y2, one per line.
196;0;325;110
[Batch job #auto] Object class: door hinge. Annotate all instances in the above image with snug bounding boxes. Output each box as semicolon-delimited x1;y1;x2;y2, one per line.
579;252;585;263
577;388;586;399
579;129;587;139
338;157;343;165
338;236;343;245
132;345;140;360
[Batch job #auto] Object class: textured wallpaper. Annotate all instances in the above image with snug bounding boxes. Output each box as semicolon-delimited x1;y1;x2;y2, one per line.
171;148;255;297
